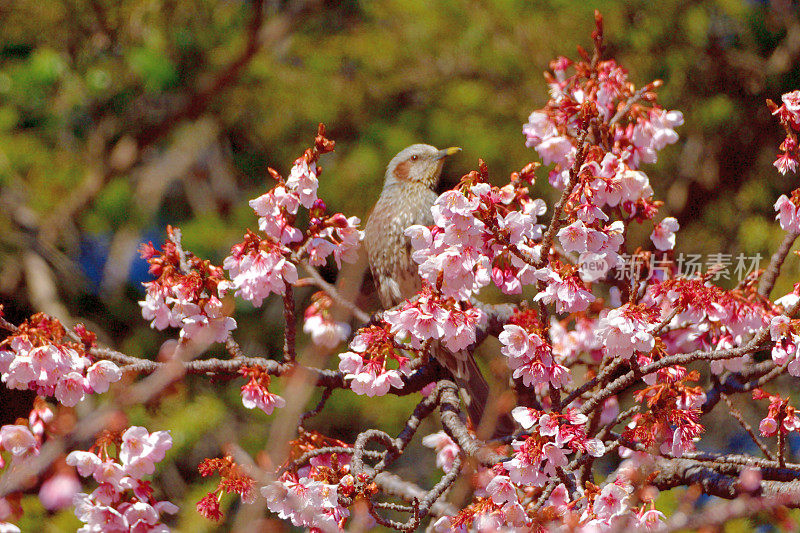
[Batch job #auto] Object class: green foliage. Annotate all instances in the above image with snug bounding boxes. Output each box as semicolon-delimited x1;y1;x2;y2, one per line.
18;495;82;531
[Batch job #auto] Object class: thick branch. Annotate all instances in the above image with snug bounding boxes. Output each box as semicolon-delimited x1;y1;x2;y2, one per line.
651;456;800;506
438;381;505;467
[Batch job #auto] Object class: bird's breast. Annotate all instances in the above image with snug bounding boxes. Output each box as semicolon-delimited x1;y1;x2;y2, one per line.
365;185;438;307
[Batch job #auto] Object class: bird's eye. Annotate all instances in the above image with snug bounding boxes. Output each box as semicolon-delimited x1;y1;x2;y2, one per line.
410;155;419;161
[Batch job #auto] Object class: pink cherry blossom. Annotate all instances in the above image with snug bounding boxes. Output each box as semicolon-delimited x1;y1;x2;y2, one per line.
86;360;122;393
223;246;298;306
536;135;575;166
534;268;596;313
596;305;655;359
285;159;319;208
558;219;590;254
303;314;350;349
241;378;286;415
484;475;518;505
69;426;175;533
338;352;404;397
523;111;557;146
66;450;102;477
650;217;679;251
39;472;81;511
120;426;173;478
54;372;87;407
593;482;630;519
181;296;237;344
0;425;37;456
422;432;460;473
774;194;800;232
775;151;799;174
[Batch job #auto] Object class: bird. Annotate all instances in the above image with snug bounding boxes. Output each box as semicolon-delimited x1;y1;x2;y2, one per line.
364;144;499;433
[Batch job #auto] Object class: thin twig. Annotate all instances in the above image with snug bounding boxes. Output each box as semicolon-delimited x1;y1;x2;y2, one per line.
301;262;370;323
578;299;800;416
778;417;787;468
608;85;651;126
298;388;332;429
536;129;589;271
758;230;799;297
282;283;296;362
721;393;775;460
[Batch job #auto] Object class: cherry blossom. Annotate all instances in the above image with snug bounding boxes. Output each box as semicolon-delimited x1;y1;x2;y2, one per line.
422;431;460;473
67;427;176;532
303;292;350;348
383;286;485;352
499;319;571;390
338;351;404;397
596;304;656;359
753;389;800;438
771;91;800;173
239;367;286;415
0;425;37;457
0;316;121;406
139;228;238;346
285;158;319;208
262;476;347;531
650;217;679;251
774;194;800;232
533;267;596;314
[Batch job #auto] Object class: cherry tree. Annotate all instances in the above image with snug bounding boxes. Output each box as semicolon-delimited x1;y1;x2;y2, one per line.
4;11;800;532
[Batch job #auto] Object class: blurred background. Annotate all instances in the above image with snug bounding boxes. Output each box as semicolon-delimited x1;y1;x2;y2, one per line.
2;0;800;530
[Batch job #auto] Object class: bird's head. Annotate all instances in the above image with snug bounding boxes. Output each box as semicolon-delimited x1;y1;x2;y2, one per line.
383;144;462;190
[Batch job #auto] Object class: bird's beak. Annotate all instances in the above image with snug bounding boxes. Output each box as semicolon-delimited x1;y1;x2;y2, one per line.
435;147;462;160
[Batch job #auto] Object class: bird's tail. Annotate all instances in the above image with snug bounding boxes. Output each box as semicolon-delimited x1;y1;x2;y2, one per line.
434;342;515;438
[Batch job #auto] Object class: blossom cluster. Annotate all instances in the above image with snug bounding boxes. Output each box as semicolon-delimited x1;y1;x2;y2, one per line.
774;190;800;233
770;90;800;174
509;406;605;480
421;431;460;472
532;260;597;313
644;277;772;376
405;172;547;299
0;401;51;464
623;371;706;456
383;285;487;354
753;389;800;437
66;427;176;532
437;448;668;532
260;432;351;532
221;127;363;309
263;475;348;532
574;466;665;531
595;303;657;360
338;324;409;396
498;309;571;390
0;314;121;407
768;315;800;376
239;366;286;415
139;226;237;346
1;400;72;532
525;54;682;183
431;407;610;531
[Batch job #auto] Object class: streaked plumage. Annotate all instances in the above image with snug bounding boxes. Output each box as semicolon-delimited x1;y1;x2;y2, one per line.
364;144;495;430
